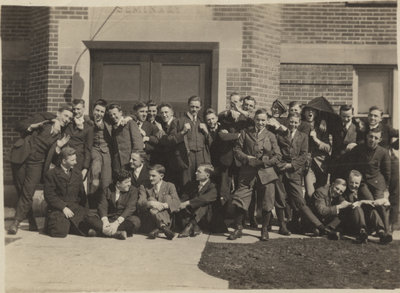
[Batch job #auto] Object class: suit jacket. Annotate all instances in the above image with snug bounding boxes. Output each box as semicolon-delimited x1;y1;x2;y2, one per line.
331;122;358;160
173;113;211;170
125;163;150;188
181;180;218;209
277;129;308;178
98;184;139;219
217;110;254;167
312;184;343;218
64;116;94;169
138;181;180;212
358;122;399;150
346;144;391;191
234;127;281;184
44;165;87;211
10;112;58;165
139;120;161;155
106;120;144;171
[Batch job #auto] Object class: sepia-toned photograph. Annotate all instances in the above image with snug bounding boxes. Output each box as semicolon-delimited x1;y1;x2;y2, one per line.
2;0;399;291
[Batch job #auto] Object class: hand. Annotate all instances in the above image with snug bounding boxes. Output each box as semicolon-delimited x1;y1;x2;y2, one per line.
383;189;390;199
179;201;190;210
373;198;390;206
143;136;150;142
338;200;351;210
81;169;88;180
147;200;158;209
199;123;208;134
154;201;166;211
109;221;120;235
220;129;228;134
120;116;132;126
345;143;357;152
51;119;62;135
150;208;159;215
102;223;113;236
247;155;256;160
283;163;292;170
29;120;48;131
62;207;74;219
56;134;71;148
231;110;240;120
248;158;260;167
182;123;191;133
310;130;317;139
352;201;362;209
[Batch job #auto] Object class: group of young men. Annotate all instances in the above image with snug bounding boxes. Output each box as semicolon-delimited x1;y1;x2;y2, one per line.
7;93;398;244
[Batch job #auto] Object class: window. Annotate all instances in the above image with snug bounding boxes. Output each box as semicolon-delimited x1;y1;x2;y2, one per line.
353;66;397;118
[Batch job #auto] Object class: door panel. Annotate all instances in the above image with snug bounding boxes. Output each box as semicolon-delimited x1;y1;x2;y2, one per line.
91;50;211;117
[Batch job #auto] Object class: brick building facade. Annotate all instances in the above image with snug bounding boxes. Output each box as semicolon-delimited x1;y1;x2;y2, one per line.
2;2;397;189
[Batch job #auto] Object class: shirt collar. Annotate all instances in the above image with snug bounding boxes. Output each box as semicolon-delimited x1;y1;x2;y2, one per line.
134;164;144;175
198;179;209;191
155;180;163;192
343;120;352;130
166;117;174;126
187;112;197;122
60;164;71;175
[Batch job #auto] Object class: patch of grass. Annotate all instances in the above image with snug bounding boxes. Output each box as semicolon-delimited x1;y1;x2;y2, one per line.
199;238;400;289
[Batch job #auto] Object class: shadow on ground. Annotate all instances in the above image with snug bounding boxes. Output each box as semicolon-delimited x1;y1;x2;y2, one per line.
198;237;400;289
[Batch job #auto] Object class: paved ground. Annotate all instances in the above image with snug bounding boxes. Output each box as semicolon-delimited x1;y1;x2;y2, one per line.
4;207;400;292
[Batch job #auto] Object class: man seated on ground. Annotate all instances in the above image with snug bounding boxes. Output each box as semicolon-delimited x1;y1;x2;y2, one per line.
311;178;351;240
178;164;218;238
138;164;180;240
44;146;88;238
343;170;391;244
85;169;141;240
126;151;150;188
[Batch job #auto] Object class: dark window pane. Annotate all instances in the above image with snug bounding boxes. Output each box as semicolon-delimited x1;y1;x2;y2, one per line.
102;64;141;101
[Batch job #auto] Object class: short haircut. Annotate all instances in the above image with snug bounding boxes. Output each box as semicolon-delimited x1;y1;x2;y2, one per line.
369;106;383;116
340;104;353;113
147;100;157;108
93;99;107;108
333;178;347;187
254;108;268;116
133;102;148;112
288;112;301;120
115;169;131;183
158;103;173;112
199;163;215;176
205;108;217;116
107;103;122;112
131;150;147;162
243;95;256;105
72;99;85;106
60;146;76;161
230;92;240;99
58;104;73;113
349;169;362;180
368;127;382;135
289;101;302;108
149;164;166;175
188;95;201;104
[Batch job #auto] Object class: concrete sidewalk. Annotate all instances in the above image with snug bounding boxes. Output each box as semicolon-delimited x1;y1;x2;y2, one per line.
5;218;228;292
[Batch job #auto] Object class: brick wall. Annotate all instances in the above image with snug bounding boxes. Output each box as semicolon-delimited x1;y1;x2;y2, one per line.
212;4;282;109
280;64;353;110
282;2;397;45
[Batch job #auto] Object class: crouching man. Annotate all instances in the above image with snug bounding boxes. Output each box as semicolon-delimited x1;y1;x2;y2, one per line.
85;169;141;240
178;164;218;238
44;146;88;238
138;164;180;240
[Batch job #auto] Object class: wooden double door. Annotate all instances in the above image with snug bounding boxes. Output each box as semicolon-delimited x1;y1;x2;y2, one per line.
91;51;212;117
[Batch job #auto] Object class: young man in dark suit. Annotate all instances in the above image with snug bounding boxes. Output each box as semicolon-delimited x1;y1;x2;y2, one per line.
346;127;392;241
133;102;162;163
8;106;73;235
173;96;211;190
44;147;88;238
85;169;141;240
106;103;144;172
126;151;150;188
178;164;218;237
276;112;328;236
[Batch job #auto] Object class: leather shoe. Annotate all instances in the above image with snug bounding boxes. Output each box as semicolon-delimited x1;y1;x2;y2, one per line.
249;218;258;229
260;226;269;241
378;230;393;244
87;229;97;237
356;228;368;244
178;223;193;238
148;228;160;239
279;226;291;236
161;225;175;240
8;221;20;235
114;231;127;240
29;217;38;232
228;227;243;240
191;223;202;237
327;231;341;240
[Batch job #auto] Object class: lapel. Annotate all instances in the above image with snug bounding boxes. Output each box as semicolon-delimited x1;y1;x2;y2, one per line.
198;180;210;194
104;121;113;137
157;181;167;200
247;127;258;142
257;128;267;144
291;130;301;146
55;166;70;183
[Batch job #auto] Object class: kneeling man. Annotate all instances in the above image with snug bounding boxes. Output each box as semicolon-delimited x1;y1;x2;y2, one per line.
44;146;88;238
178;164;218;238
85;169;141;240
